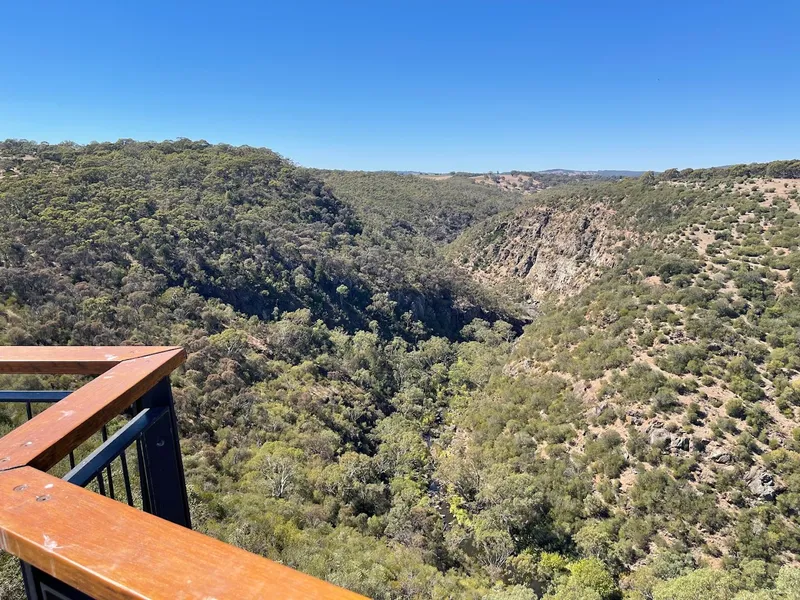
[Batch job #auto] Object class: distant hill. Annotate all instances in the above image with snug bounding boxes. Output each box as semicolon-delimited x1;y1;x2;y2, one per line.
389;168;646;178
315;169;527;242
391;169;647;198
541;168;646;177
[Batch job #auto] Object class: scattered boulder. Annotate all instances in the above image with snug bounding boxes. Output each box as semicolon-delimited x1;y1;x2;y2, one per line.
649;427;672;449
745;466;778;500
626;410;644;425
709;449;734;465
671;435;691;452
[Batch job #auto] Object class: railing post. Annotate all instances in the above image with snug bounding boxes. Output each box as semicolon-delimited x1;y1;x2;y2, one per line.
21;561;92;600
136;377;192;528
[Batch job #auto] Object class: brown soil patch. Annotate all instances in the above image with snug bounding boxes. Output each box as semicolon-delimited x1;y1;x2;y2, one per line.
732;178;800;213
694;229;716;255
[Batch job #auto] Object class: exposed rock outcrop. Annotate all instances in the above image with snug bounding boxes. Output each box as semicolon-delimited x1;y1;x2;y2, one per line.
455;203;632;301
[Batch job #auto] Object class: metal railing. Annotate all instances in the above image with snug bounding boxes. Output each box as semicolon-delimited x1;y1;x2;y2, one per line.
1;368;190;599
0;346;365;600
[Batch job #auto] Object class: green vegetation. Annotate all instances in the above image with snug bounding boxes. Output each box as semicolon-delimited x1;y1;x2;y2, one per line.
1;141;800;598
319;170;526;242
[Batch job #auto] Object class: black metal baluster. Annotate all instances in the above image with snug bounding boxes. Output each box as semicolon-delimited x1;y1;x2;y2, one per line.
136;438;151;513
120;449;134;506
101;425;115;500
25;402;32;421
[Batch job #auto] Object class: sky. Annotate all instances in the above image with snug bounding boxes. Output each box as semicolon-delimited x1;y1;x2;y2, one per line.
2;1;799;172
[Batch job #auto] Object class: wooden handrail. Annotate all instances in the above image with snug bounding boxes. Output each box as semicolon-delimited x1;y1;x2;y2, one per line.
0;348;186;471
0;346;369;600
0;346;181;374
0;467;366;599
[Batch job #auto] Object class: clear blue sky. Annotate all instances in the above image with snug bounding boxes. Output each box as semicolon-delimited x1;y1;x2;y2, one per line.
2;1;799;172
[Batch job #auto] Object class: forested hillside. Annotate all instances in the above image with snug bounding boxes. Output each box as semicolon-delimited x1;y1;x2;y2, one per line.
2;141;800;599
317;170;526;242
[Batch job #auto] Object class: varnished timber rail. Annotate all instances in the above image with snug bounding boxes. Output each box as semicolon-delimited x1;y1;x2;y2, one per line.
0;346;367;600
0;348;186;471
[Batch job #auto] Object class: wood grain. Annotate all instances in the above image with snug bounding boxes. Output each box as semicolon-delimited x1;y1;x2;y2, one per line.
0;349;186;471
0;346;180;374
0;467;369;600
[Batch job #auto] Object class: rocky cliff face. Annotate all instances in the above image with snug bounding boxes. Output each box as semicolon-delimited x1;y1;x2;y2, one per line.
454;203;630;302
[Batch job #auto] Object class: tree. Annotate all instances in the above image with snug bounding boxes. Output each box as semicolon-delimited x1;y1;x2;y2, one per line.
547;559;615;600
652;569;738;600
249;442;304;499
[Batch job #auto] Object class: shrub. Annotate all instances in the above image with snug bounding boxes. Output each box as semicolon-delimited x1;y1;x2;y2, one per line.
726;398;746;419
